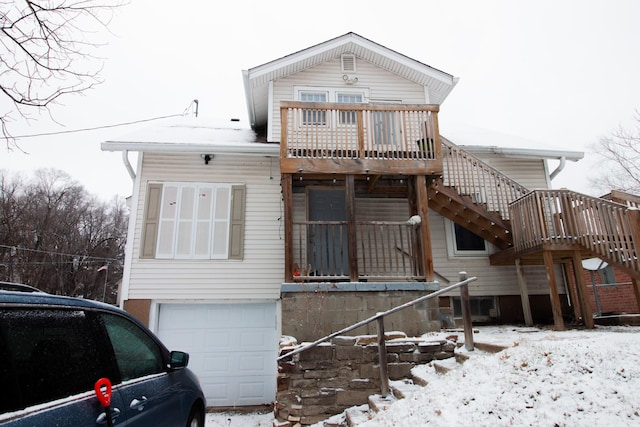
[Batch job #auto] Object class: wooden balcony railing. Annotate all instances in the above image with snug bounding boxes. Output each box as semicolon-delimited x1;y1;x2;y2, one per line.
292;221;423;281
441;138;529;220
509;189;640;272
280;101;441;174
601;189;640;209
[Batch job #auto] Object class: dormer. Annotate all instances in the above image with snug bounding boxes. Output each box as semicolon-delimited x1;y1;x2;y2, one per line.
242;32;458;142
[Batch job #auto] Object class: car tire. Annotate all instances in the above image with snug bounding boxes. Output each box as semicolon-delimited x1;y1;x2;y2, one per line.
186;404;204;427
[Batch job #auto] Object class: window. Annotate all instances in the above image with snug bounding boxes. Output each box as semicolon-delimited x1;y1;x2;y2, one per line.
299;91;327;125
337;92;363;124
446;220;489;257
141;183;245;260
597;265;616;284
101;313;164;381
295;86;369;126
0;309;106;412
452;296;498;320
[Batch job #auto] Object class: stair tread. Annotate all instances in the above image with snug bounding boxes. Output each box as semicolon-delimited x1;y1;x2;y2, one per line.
368;394;397;413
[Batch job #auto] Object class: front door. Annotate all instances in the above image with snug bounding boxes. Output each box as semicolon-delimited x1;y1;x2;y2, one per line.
308;188;348;277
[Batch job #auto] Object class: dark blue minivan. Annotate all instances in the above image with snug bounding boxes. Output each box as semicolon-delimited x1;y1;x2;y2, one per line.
0;283;206;426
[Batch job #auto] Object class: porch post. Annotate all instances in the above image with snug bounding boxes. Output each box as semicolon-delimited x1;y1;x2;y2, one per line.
626;209;640;311
282;174;294;282
515;259;533;326
415;175;434;281
345;174;358;281
571;251;594;329
562;260;582;322
543;250;565;331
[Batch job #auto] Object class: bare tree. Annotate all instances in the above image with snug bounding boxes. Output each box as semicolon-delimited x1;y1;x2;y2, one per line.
590;112;640;196
0;168;127;303
0;0;123;147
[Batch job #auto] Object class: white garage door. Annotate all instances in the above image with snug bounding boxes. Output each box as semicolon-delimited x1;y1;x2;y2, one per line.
157;302;277;406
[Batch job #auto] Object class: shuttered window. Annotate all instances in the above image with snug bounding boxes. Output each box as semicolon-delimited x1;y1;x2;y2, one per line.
141;183;245;260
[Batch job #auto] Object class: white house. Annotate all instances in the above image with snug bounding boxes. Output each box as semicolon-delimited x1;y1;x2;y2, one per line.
102;32;640;408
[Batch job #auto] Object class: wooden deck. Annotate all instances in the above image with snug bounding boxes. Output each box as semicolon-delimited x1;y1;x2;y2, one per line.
280;102;442;175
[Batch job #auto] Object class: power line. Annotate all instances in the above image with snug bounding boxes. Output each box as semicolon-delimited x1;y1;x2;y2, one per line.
0;244;119;263
5;113;185;140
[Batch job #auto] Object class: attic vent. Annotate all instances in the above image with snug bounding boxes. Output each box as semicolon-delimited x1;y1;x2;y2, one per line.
341;54;356;73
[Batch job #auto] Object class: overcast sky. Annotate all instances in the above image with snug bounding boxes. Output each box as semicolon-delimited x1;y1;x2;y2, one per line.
2;0;639;200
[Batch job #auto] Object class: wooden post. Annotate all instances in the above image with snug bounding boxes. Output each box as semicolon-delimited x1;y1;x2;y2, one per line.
415;175;434;281
515;259;533;326
543;250;565;331
562;260;582;323
571;251;594;329
626;209;640;311
632;277;640;313
376;316;390;396
282;174;294;282
574;258;594;327
345;174;358;281
356;110;365;156
459;271;474;351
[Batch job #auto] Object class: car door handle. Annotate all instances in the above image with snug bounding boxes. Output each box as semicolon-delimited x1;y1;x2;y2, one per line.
96;407;121;424
130;396;148;411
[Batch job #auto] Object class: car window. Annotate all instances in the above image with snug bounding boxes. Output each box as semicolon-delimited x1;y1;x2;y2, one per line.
100;313;165;381
0;308;107;413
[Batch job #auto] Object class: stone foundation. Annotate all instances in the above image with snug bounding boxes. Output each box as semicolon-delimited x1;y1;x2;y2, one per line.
275;332;457;426
281;285;441;342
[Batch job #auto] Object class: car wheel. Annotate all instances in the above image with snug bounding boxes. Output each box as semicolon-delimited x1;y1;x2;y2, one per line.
186;404;204;427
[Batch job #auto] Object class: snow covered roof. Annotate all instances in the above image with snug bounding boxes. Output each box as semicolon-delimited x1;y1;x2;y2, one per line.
243;32;458;131
101;116;279;156
443;123;584;161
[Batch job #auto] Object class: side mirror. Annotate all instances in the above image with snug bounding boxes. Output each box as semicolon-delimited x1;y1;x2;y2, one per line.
169;351;190;369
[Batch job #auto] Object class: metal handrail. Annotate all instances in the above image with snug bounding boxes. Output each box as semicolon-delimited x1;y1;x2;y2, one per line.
278;273;477;395
278;275;477;361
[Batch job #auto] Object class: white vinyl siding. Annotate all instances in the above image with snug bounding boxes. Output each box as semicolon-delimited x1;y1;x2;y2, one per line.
270;56;425;142
127;152;282;301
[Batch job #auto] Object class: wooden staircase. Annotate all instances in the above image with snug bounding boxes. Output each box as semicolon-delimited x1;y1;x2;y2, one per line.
428;137;640;328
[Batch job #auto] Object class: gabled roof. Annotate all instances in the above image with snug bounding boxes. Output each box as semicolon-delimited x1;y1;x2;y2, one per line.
242;32;458;130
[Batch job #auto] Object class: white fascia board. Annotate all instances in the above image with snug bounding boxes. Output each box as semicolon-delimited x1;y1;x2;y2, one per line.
242;69;256;127
246;33;454;86
462;145;584;162
101;141;280;156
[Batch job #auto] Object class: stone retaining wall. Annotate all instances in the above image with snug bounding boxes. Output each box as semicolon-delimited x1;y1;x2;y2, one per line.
275;332;457;426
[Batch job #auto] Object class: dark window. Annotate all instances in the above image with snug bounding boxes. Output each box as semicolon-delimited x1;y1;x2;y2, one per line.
453;297;496;318
0;309;107;412
597;265;616;284
454;223;486;252
101;313;165;381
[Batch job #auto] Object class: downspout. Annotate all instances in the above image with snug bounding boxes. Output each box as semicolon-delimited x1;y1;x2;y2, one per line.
122;150;136;180
549;156;566;180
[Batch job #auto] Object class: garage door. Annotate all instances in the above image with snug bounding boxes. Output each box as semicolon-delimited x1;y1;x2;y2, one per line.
156;303;277;406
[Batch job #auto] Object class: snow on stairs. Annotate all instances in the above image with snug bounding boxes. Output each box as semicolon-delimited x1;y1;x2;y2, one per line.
341;340;509;427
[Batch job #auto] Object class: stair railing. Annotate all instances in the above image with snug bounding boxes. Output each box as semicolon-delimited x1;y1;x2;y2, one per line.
441;137;529;220
278;273;478;396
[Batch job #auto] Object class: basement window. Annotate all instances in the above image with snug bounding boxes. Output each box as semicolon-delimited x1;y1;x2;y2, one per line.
452;296;498;321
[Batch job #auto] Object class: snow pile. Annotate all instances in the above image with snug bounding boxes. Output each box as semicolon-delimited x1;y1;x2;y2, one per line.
206;325;640;426
359;326;640;426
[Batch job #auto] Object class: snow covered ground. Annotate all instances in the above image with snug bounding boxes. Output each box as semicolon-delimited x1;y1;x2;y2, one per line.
205;324;640;426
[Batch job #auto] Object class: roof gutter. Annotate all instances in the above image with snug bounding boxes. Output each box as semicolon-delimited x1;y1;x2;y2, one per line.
549;156;566;180
122;150;136;180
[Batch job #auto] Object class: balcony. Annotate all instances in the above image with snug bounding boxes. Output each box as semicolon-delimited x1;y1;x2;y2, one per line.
280;101;442;176
291;221;424;282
